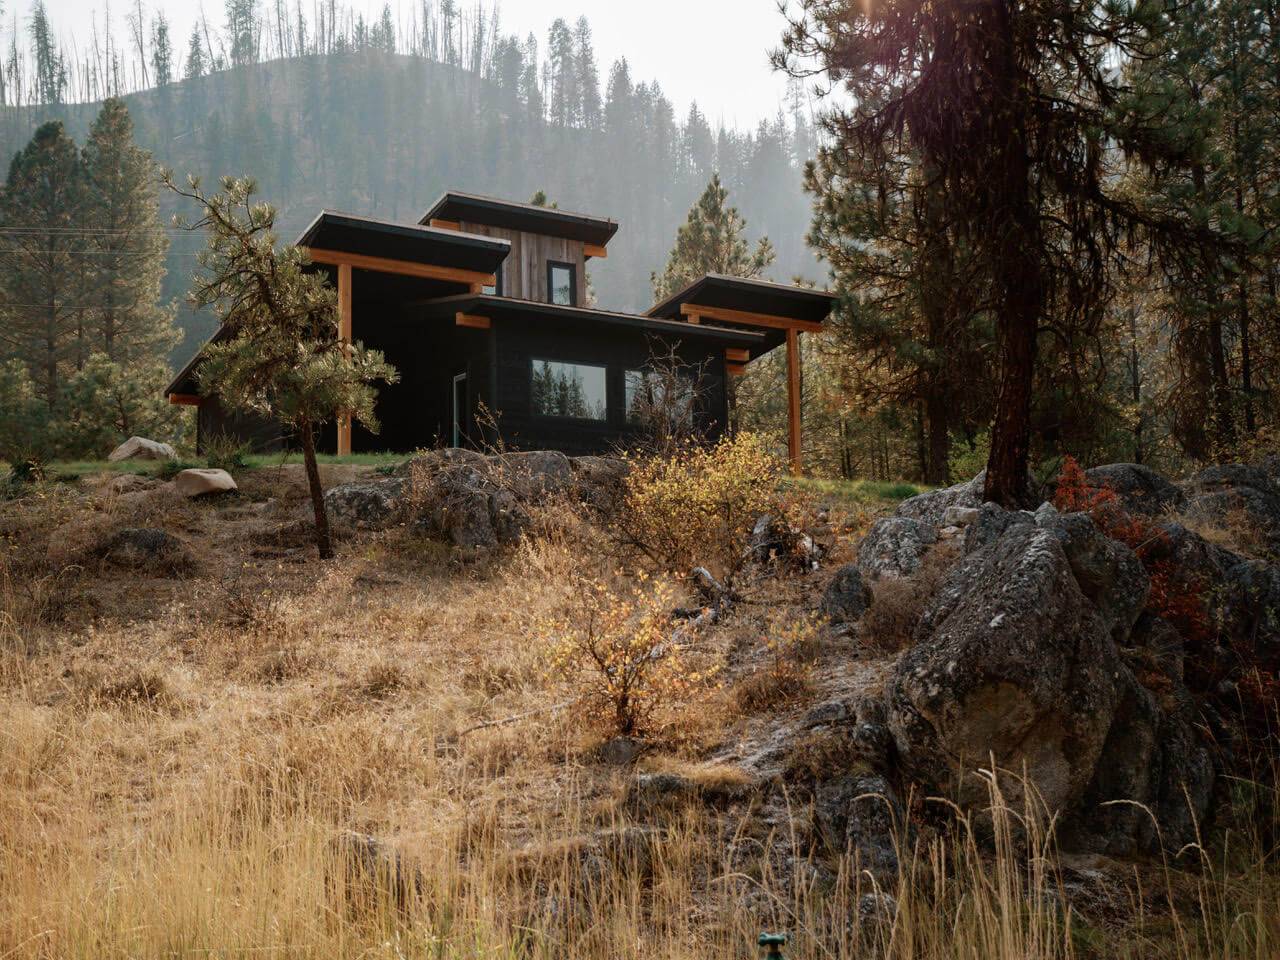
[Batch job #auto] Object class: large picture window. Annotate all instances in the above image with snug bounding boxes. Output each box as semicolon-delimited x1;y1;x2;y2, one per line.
547;261;576;306
532;359;607;420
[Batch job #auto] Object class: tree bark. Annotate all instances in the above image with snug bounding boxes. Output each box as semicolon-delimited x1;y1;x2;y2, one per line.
299;418;333;560
925;386;950;485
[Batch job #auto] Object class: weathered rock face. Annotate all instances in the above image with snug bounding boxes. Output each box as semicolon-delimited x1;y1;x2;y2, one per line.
1181;463;1280;550
323;478;409;530
887;525;1123;814
896;470;1042;526
108;436;176;462
94;528;193;574
1083;463;1185;516
857;517;938;580
820;565;873;625
173;468;237;498
1037;511;1149;639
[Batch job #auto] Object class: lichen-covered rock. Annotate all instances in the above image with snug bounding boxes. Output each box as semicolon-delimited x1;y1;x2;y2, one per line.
857;517;938;580
749;513;822;570
570;455;630;514
323;477;408;530
963;502;1034;553
1064;667;1213;856
820;564;873;624
888;525;1122;814
1083;463;1185;516
896;470;1043;526
1037;511;1149;639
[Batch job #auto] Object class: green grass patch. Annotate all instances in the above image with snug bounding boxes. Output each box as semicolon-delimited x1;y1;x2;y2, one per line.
787;475;928;507
11;451;409;483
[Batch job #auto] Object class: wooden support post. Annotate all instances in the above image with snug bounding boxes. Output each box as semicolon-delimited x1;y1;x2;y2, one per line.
786;327;802;475
455;312;491;330
724;347;750;364
337;262;353;457
167;393;202;406
583;243;608;259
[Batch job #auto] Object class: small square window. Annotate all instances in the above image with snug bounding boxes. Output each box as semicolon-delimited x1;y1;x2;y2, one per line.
548;261;575;306
482;263;503;297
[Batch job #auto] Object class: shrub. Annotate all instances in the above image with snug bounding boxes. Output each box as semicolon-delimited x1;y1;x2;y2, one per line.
615;432;783;575
540;575;715;736
202;432;251;472
733;611;823;713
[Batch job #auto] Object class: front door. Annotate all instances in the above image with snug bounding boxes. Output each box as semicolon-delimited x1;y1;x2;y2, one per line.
452;372;467;448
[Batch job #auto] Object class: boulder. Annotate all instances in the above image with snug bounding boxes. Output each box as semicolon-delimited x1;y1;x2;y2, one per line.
1036;511;1149;639
749;514;822;569
963;502;1035;554
896;470;1043;526
1082;463;1185;516
888;525;1123;814
820;564;873;625
1064;667;1213;856
496;450;574;500
857;517;938;580
1181;463;1280;548
108;436;176;462
323;477;408;530
173;468;237;498
94;527;193;574
814;773;903;881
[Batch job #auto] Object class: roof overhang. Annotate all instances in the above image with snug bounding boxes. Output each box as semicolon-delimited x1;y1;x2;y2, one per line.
426;294;768;351
296;210;510;276
646;274;836;350
419;192;620;248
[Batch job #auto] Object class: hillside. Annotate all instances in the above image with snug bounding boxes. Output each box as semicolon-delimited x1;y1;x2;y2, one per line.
2;53;817;364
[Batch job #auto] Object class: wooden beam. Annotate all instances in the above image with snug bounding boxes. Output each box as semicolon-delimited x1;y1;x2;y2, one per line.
725;361;747;377
685;313;700;324
456;312;491;330
337;262;353;457
583;243;608;259
725;347;750;363
428;219;460;230
305;246;495;288
786;327;802;475
167;393;202;406
679;302;823;333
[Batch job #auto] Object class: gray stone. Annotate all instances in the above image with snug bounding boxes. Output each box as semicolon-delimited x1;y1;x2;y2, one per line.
496;450;574;500
570;455;630;514
108;435;176;462
889;525;1123;815
943;505;981;527
857;517;938;580
963;502;1034;553
896;469;1042;526
820;564;873;624
323;477;408;530
1037;511;1149;639
1082;463;1185;516
1181;463;1280;549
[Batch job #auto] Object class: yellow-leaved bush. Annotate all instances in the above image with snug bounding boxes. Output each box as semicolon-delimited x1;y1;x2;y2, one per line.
540;574;717;736
616;432;783;575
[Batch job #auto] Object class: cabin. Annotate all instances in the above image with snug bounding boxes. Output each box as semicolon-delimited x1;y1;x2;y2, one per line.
166;192;835;470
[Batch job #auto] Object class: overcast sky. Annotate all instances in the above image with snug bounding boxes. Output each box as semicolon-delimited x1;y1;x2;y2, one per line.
42;0;807;128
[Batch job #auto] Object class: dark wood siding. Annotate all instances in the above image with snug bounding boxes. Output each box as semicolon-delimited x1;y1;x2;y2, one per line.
491;314;730;455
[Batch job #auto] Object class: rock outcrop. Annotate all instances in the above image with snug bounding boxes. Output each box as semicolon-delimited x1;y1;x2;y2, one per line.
93;528;193;575
820;565;873;625
1082;463;1185;516
856;517;937;580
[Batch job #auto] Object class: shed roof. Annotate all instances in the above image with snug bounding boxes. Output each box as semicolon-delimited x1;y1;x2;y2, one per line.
647;274;837;326
296;210;510;273
419;192;620;247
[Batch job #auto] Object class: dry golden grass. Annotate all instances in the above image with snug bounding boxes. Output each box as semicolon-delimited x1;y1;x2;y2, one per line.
0;467;1276;959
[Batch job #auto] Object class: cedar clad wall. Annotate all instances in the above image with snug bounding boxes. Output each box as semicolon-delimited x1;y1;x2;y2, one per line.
456;222;586;303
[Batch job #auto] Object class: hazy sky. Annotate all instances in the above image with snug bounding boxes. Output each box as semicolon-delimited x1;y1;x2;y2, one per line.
43;0;808;128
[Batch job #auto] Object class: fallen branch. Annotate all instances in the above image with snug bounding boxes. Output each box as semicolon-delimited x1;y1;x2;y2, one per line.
454;698;578;739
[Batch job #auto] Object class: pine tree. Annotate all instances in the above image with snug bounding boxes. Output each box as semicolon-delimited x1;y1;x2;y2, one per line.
184;26;207;80
55;352;184;456
30;0;66;106
651;173;775;300
573;17;601;130
82;98;179;367
167;173;397;559
226;0;260;68
0;122;88;408
151;13;173;88
547;18;576;127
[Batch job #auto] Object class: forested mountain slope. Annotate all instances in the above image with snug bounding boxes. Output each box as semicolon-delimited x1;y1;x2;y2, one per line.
0;51;815;363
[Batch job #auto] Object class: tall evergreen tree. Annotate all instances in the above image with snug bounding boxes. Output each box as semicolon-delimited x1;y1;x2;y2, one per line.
546;18;576;127
151;13;173;88
30;0;66;105
82;98;179;366
0;122;87;407
651;173;775;300
573;17;601;130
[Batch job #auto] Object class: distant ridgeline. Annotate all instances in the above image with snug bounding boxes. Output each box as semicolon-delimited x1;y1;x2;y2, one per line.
4;2;818;364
